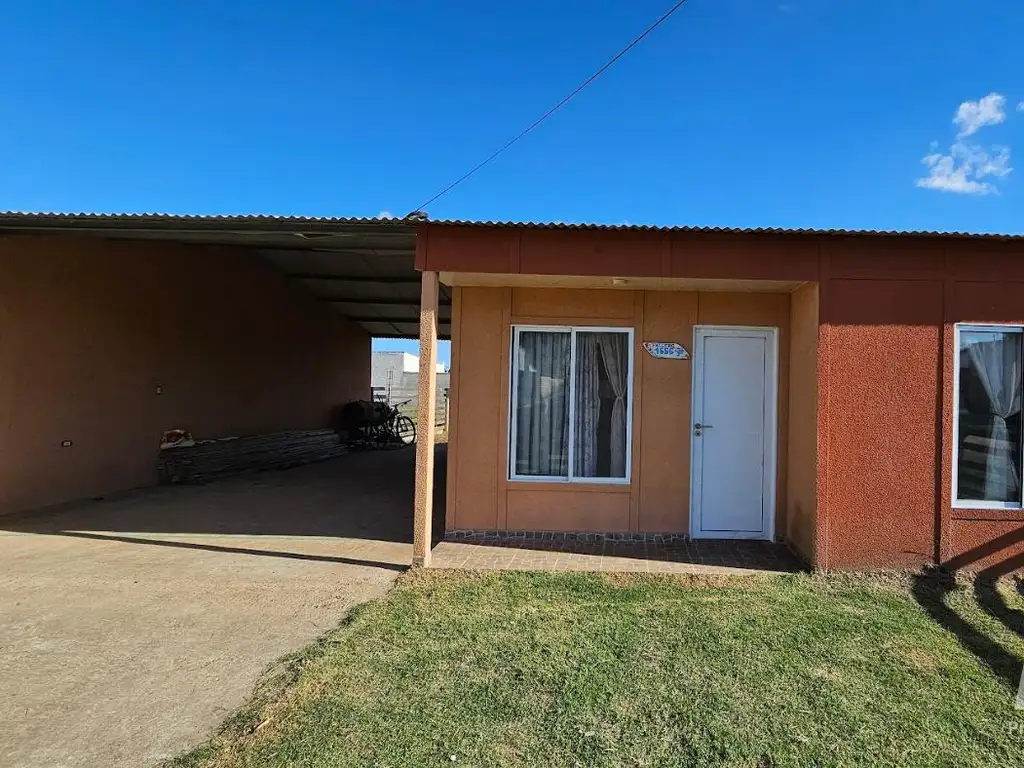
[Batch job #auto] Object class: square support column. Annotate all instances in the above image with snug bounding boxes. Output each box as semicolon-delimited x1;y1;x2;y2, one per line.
412;270;438;567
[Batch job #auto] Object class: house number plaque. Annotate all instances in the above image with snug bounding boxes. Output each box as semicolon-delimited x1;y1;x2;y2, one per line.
643;342;689;360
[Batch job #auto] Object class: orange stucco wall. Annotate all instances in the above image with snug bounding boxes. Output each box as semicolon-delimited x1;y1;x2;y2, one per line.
0;234;370;514
446;286;792;535
427;224;1024;571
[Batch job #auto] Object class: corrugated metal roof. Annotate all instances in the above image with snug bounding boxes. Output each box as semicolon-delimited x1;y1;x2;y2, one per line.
429;218;1024;241
1;211;1021;241
0;211;418;231
0;211;394;220
1;211;1021;240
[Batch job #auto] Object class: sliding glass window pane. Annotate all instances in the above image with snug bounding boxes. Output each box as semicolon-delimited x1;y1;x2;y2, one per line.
573;331;629;479
513;331;570;477
957;329;1023;502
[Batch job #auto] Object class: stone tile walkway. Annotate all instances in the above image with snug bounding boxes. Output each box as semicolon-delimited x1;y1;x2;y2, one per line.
431;537;804;575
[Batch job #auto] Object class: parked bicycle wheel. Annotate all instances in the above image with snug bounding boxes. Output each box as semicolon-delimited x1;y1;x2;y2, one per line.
394;415;416;445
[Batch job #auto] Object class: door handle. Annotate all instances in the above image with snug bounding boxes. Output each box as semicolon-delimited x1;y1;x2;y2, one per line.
695;423;713;429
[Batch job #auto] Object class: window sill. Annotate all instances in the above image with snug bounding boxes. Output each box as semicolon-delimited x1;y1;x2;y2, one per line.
952;500;1022;510
950;505;1024;522
506;479;631;493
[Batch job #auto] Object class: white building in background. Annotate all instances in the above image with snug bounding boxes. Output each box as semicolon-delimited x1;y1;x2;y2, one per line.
371;351;450;404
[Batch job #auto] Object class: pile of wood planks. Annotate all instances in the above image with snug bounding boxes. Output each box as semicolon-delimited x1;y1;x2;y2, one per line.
156;429;346;484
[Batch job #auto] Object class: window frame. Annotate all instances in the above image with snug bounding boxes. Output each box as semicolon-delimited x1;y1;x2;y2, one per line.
952;322;1024;510
508;324;635;485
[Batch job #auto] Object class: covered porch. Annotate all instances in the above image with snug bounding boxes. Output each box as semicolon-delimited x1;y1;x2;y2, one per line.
410;221;823;569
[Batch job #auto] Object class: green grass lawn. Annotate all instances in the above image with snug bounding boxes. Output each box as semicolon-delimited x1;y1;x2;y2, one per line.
173;570;1024;768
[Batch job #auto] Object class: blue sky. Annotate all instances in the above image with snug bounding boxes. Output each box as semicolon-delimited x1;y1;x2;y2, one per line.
2;0;1021;367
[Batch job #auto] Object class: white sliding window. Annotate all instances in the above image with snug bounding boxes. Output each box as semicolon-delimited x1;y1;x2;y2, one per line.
509;326;633;483
954;324;1024;508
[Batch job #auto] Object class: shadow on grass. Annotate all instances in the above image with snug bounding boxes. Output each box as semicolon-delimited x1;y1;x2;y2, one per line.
911;527;1024;692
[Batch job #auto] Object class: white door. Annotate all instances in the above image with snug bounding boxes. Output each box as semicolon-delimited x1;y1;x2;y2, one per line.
690;327;777;540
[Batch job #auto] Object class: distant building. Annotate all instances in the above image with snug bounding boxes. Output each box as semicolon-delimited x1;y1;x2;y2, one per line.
371;351;449;404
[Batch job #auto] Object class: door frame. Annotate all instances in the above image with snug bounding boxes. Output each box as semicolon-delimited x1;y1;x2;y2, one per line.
689;325;779;541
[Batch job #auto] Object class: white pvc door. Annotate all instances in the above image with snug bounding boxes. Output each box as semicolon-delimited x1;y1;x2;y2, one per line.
691;327;776;539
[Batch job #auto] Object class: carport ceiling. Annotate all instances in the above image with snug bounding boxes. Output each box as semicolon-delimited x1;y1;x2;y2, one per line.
0;212;449;340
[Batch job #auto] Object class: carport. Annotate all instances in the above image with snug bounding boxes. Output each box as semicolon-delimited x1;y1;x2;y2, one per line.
0;212;448;547
0;212;450;767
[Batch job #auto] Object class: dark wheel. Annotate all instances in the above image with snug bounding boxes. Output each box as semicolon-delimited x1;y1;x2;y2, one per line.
394;415;416;446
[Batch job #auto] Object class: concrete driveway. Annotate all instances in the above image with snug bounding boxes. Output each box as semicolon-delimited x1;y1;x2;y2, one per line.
0;447;440;768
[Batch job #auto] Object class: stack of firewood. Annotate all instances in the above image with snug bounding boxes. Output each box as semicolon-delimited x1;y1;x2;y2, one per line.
156;429;346;484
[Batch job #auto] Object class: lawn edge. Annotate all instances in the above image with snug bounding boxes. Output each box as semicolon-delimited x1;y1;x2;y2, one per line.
162;580;400;768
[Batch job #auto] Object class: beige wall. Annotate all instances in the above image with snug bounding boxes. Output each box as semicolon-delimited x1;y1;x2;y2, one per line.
447;285;794;536
786;282;819;561
0;234;370;514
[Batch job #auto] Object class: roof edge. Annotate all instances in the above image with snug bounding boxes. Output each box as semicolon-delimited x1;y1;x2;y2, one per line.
0;211;1020;242
427;219;1024;242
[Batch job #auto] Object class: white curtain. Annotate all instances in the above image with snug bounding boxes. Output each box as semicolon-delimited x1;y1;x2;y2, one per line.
573;333;601;477
967;336;1022;500
515;332;569;476
598;333;629;478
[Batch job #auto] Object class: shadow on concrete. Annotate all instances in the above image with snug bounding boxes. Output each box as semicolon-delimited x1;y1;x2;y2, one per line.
56;530;409;571
0;446;446;547
911;527;1024;692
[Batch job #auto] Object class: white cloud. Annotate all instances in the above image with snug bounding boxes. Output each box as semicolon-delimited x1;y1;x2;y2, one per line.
916;140;1012;195
953;92;1006;138
1018;101;1024;113
377;210;394;219
917;93;1013;195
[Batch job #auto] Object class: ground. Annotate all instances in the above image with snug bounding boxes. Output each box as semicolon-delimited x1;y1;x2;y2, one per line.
174;570;1024;768
0;448;431;768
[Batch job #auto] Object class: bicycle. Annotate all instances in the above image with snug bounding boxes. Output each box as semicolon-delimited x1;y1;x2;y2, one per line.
338;398;416;449
377;399;417;447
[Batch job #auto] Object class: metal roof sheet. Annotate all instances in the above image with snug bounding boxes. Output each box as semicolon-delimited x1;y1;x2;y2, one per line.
1;211;1021;241
429;218;1024;241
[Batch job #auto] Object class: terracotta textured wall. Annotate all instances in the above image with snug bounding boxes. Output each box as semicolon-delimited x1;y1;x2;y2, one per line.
447;286;791;536
0;234;369;514
819;277;942;569
786;282;818;562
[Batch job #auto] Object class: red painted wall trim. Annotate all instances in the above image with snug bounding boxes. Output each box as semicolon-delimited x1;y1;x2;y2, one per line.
414;224;429;271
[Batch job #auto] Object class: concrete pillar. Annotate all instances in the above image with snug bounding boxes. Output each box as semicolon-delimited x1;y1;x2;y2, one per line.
412;270;438;567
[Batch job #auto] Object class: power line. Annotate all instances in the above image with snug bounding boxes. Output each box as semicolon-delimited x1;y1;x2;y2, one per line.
410;0;692;215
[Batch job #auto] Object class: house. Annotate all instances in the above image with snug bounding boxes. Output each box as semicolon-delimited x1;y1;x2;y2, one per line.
409;220;1024;573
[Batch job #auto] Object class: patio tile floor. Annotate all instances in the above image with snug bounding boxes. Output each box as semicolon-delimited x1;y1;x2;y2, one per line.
430;537;804;575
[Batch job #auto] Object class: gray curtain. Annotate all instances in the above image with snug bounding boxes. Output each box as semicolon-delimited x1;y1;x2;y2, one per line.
515;332;569;476
598;333;630;478
967;336;1022;500
573;333;601;477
